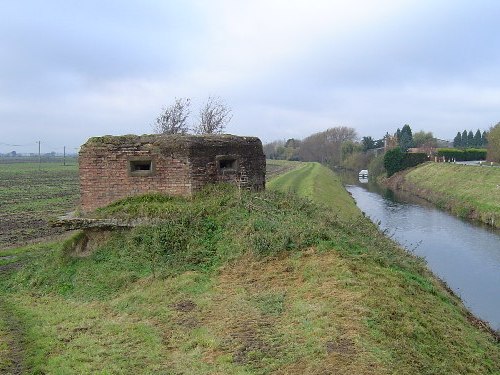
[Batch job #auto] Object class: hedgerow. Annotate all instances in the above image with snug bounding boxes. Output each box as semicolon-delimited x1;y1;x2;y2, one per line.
437;148;487;161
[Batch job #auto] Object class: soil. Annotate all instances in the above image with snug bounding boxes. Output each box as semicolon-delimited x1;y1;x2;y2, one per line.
0;214;67;250
173;300;197;312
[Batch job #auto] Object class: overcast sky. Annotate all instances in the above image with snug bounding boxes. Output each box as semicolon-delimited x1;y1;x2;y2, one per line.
1;0;500;154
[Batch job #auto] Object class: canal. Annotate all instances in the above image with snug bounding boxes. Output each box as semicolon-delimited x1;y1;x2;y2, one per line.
343;175;500;331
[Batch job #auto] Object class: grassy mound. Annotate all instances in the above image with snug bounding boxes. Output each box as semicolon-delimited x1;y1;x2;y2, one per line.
0;170;498;373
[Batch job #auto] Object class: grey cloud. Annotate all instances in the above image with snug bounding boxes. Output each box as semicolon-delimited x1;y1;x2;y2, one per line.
0;1;203;98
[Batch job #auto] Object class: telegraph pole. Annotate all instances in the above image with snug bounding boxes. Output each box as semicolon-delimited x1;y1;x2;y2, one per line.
63;146;66;166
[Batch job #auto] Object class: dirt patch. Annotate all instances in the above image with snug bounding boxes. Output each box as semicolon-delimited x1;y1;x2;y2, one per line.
326;337;356;355
176;316;199;329
70;229;114;257
0;262;22;274
230;321;276;365
173;300;197;313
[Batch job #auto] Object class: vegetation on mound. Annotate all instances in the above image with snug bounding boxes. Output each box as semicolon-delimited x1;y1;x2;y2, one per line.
0;169;498;373
387;162;500;227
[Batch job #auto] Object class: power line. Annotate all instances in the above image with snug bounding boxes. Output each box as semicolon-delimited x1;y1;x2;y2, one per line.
0;142;36;147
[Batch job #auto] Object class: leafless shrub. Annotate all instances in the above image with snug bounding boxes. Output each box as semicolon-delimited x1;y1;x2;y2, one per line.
193;96;232;134
153;98;191;135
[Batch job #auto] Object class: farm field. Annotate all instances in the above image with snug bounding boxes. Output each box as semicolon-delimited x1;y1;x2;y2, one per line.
0;158;79;249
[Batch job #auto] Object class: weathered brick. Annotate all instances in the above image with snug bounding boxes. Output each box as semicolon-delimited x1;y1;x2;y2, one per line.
79;134;265;212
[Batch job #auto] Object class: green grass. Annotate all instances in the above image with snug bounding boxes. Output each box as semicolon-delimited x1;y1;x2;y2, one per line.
0;164;498;374
267;162;361;221
396;162;500;227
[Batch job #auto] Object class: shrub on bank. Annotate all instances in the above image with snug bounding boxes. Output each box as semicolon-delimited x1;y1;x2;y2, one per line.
384;148;404;177
384;149;428;176
401;152;429;169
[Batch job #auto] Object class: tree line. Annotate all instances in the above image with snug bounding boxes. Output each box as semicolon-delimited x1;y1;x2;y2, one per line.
453;130;488;148
264;122;500;170
264;126;360;168
265;124;426;167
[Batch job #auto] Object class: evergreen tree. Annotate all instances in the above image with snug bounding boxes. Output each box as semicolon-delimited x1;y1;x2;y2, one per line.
482;131;488;146
461;130;468;147
362;136;375;151
467;130;474;148
395;128;401;142
473;129;482;147
453;132;462;148
399;124;414;152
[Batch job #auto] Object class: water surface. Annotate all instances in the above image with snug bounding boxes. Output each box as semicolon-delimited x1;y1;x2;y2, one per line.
344;177;500;330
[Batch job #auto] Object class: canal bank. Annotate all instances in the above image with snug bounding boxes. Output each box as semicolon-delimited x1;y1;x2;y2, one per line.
383;162;500;228
343;173;500;331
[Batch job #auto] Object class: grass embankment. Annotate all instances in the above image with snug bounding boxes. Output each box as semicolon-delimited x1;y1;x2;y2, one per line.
0;160;79;248
265;159;304;181
0;163;498;374
385;162;500;228
267;162;361;221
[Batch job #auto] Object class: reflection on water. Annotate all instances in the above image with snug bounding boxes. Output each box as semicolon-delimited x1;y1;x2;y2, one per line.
358;177;369;184
344;176;500;330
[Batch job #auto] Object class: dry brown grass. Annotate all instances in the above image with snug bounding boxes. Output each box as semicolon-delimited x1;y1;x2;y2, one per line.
200;250;387;374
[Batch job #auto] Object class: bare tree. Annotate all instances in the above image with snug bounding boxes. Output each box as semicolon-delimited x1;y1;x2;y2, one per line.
194;96;232;134
153;98;191;134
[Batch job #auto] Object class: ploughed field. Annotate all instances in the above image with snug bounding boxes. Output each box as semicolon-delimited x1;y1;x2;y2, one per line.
0;158;79;249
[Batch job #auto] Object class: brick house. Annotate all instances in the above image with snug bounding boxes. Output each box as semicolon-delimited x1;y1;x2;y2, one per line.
79;134;266;212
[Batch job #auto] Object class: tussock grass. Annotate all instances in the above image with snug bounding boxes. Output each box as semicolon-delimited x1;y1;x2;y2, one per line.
0;164;498;373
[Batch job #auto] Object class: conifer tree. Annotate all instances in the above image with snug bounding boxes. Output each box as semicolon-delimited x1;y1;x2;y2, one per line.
482;131;488;146
461;130;468;147
467;130;474;148
453;132;462;148
473;129;482;147
395;128;401;142
399;124;414;152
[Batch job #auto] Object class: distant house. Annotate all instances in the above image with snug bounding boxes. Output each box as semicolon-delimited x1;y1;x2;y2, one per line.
79;134;266;212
